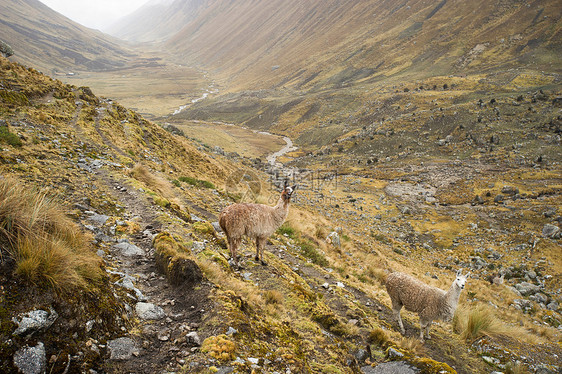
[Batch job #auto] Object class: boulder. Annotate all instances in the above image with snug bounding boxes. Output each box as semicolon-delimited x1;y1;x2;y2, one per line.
362;361;420;373
542;224;560;239
515;282;540;296
13;342;46;374
107;337;139;360
113;241;144;256
135;302;165;320
13;309;58;337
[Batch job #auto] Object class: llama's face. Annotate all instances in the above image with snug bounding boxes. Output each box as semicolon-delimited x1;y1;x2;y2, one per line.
283;185;297;200
454;270;470;290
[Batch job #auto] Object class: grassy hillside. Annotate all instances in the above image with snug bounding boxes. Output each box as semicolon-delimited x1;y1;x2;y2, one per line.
165;0;562;91
1;54;561;373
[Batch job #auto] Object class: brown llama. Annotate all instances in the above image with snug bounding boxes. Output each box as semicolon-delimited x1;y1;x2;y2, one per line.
219;182;296;267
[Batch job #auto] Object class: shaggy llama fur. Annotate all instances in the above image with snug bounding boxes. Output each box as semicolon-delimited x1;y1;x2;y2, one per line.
385;269;469;342
219;184;296;267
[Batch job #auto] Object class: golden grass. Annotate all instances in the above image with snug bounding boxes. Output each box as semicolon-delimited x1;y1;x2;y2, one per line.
197;258;265;309
397;336;425;355
0;178;101;290
264;289;284;305
129;163;171;196
452;304;536;343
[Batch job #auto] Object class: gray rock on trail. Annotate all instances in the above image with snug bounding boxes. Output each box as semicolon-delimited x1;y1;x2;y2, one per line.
186;331;201;346
107;337;139;360
362;361;420;374
13;342;46;374
135;302;165;320
13;309;58;337
116;276;147;301
85;211;110;225
113;241;144;256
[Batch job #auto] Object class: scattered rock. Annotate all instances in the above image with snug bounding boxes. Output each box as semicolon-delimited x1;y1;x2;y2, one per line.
354;348;370;363
135;302;165;320
192;241;206;251
116;275;147;301
542;224;560;239
216;368;234;374
362;361;420;373
387;347;404;359
85;212;109;225
226;326;238;336
113;241;144;256
515;282;541;296
107;337;139;360
547;301;559;311
13;309;58;337
212;221;222;233
186;331;201;346
13;342;46;374
326;231;341;248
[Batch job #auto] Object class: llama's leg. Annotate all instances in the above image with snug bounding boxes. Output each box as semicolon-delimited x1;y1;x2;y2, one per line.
256;237;267;266
255;237;260;262
419;318;432;342
391;299;405;334
425;320;432;340
229;237;241;268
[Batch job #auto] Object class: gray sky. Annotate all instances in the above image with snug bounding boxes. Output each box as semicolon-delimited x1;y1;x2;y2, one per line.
39;0;149;31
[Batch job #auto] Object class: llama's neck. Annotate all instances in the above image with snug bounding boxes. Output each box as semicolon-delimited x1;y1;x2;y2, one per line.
272;197;290;224
442;284;462;318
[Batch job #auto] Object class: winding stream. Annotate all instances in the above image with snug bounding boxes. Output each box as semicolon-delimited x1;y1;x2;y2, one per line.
266;135;298;167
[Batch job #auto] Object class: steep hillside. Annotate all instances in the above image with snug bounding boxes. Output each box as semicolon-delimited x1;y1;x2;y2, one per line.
106;0;205;43
1;56;562;373
165;0;562;90
0;0;136;73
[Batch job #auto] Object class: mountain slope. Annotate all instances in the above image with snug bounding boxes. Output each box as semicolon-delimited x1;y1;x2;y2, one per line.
106;0;205;43
0;0;135;73
164;0;561;90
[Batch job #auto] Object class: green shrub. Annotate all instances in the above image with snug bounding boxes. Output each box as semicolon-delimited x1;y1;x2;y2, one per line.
277;222;296;238
179;176;215;189
0;126;22;147
300;239;328;267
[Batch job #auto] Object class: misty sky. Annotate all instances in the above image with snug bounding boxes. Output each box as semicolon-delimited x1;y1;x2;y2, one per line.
39;0;149;31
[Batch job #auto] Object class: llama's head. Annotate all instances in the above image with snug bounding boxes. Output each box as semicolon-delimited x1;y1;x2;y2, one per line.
282;184;297;201
453;269;470;290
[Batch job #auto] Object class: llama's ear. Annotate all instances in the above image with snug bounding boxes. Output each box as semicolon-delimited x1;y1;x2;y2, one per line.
456;269;463;277
291;185;297;191
465;271;471;279
284;179;288;188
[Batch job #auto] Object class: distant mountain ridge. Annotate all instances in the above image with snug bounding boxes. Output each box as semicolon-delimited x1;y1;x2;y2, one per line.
106;0;206;43
0;0;135;73
110;0;562;90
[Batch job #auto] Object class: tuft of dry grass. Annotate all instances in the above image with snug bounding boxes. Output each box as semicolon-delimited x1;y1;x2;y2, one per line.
0;178;101;290
453;304;529;342
368;327;390;347
130;164;173;197
398;336;425;355
264;289;284;305
197;258;265;309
